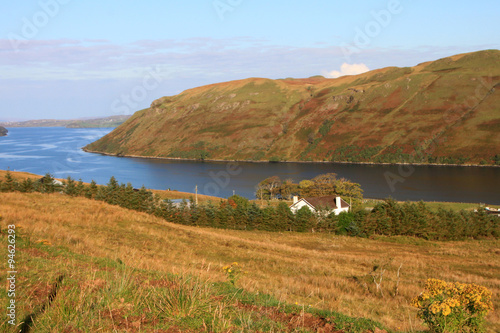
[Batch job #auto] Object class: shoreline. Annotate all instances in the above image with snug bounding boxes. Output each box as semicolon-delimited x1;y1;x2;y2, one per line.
81;147;500;168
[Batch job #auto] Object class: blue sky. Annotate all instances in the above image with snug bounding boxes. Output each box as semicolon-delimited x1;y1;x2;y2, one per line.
1;0;499;120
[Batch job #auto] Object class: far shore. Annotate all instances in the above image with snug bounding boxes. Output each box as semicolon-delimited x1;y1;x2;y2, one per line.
82;147;500;168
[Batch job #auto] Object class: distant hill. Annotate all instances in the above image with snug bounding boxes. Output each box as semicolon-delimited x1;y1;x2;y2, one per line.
0;126;7;136
85;50;500;165
0;115;131;128
65;115;132;128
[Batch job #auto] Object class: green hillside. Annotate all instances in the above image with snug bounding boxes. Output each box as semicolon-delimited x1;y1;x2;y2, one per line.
85;50;500;165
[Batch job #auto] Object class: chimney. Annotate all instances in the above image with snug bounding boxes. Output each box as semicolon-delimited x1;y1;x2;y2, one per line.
293;196;299;204
335;196;341;208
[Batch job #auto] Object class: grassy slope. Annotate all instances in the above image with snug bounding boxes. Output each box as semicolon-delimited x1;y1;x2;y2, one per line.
1;191;499;332
85;50;500;164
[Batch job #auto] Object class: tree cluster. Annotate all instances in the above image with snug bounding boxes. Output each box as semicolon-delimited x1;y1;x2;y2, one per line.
1;171;498;240
335;199;499;240
255;173;363;205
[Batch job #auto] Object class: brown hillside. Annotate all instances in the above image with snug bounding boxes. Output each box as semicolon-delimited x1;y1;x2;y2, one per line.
85;50;500;165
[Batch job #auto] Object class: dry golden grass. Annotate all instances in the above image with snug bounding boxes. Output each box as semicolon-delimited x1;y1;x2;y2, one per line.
150;189;225;204
0;170;43;181
1;191;499;332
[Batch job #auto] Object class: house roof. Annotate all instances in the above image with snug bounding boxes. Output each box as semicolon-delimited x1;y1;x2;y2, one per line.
290;195;350;210
289;199;316;211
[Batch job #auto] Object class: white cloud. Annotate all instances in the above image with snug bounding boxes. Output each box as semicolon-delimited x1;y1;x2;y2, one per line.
324;63;370;78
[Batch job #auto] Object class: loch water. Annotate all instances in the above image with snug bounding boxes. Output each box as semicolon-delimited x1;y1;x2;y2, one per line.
0;127;499;204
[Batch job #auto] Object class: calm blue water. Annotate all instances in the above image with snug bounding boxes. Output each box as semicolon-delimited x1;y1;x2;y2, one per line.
0;127;499;204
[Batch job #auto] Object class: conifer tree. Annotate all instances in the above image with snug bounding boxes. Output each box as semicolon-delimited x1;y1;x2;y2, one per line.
103;176;120;205
246;202;263;230
137;186;154;213
19;178;34;193
123;183;137;210
86;180;98;199
76;179;85;196
275;201;294;231
295;206;314;232
64;176;77;196
3;170;17;192
260;206;276;231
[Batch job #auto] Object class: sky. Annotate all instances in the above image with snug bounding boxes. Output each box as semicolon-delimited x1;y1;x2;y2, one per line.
0;0;499;120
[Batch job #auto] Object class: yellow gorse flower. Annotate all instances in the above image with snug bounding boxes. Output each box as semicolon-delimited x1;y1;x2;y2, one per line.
222;262;244;286
37;239;52;246
412;278;493;332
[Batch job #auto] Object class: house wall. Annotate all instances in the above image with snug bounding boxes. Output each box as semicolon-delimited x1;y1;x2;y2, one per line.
290;200;316;214
316;206;348;216
332;206;349;215
290;199;349;215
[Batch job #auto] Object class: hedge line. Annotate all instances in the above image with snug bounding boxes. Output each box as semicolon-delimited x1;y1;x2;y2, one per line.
1;172;498;240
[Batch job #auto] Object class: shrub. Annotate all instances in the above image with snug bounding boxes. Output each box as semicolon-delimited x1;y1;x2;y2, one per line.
412;278;493;333
336;211;354;235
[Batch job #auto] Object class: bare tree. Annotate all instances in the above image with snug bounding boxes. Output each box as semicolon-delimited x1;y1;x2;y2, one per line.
256;176;282;200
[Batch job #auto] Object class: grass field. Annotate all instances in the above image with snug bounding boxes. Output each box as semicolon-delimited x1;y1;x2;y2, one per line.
150;189;225;205
1;190;498;332
361;198;500;212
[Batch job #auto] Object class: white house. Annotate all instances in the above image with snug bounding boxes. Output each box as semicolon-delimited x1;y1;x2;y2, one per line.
484;207;500;217
289;195;350;215
37;176;64;187
168;199;192;209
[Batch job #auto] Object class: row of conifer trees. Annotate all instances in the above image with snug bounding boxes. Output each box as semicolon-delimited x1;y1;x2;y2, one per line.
1;172;498;240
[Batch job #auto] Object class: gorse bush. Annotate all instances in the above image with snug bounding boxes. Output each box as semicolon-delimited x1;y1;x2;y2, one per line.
412;278;493;333
1;171;499;240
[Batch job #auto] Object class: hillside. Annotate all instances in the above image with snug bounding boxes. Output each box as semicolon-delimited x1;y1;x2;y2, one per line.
0;115;131;128
1;190;499;332
85;50;500;165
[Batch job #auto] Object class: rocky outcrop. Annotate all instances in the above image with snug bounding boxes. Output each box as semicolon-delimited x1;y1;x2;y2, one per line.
0;126;8;136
